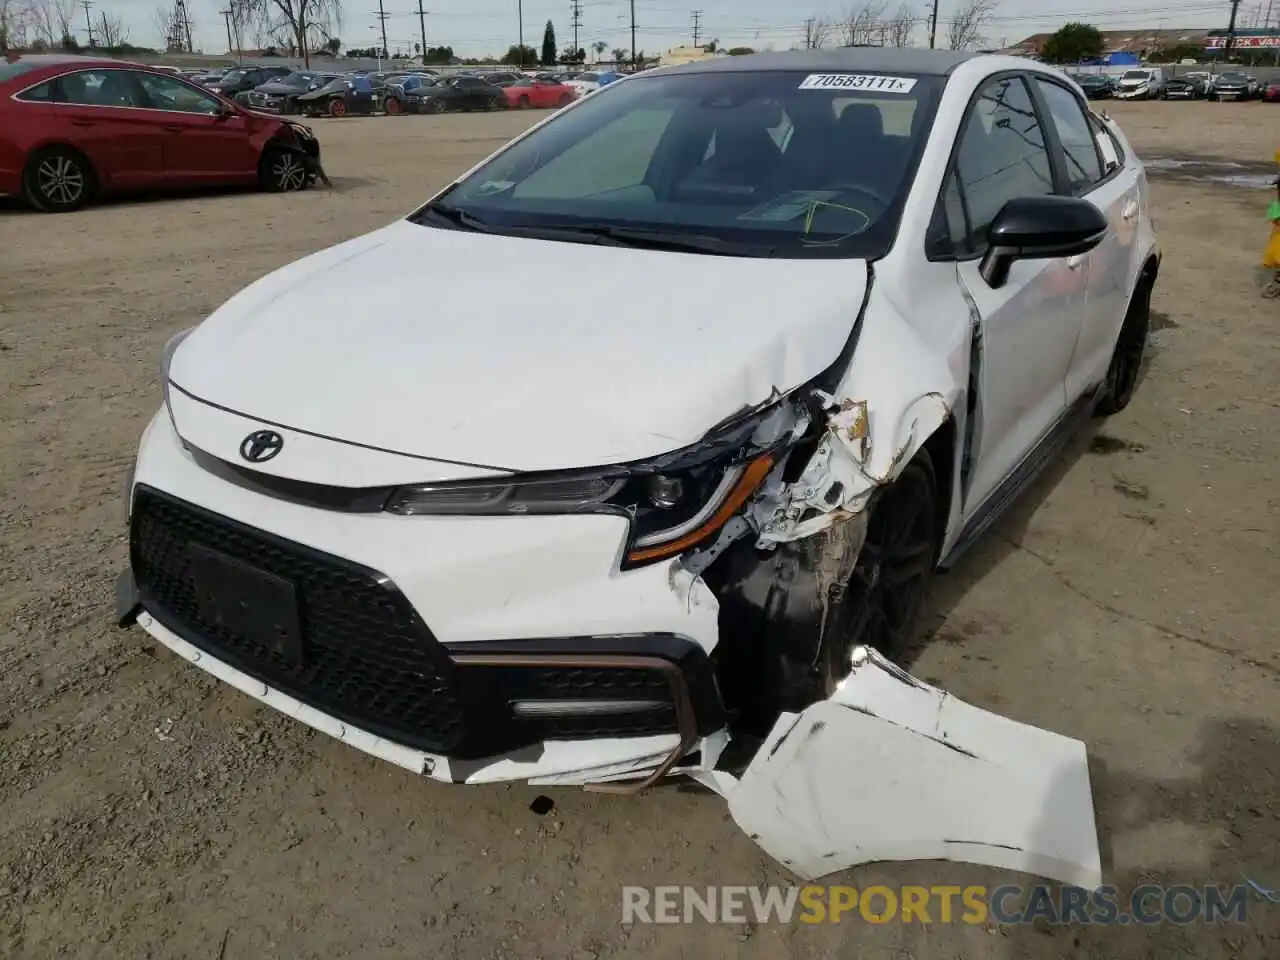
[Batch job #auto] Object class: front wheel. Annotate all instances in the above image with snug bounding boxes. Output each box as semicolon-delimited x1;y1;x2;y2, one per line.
22;146;95;212
258;145;310;193
384;96;404;115
327;97;347;118
517;95;531;109
827;450;940;677
1094;282;1150;416
423;98;445;114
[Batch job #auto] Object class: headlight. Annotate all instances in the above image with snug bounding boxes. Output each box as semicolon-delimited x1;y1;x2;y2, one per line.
384;400;803;568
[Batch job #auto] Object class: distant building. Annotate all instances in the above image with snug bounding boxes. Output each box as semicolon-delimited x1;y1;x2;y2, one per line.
1205;28;1280;51
1002;28;1211;59
659;45;725;67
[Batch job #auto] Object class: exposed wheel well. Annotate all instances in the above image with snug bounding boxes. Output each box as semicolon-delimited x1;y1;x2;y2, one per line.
921;416;957;551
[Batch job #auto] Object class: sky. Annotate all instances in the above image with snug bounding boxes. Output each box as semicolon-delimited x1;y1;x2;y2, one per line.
106;0;1260;59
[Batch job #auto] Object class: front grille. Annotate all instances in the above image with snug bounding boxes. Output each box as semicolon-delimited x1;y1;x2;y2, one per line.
130;485;465;753
128;486;715;760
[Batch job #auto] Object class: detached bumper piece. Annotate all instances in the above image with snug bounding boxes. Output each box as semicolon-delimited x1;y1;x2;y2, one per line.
126;485;722;775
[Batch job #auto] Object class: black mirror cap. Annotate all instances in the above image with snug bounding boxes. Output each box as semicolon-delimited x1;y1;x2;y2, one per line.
980;195;1108;288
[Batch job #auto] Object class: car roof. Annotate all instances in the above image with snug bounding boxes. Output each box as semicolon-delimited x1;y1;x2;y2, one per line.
655;47;976;78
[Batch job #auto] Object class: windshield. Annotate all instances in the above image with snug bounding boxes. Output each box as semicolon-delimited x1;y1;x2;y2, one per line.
1220;73;1247;82
1121;71;1149;80
278;73;316;88
579;72;600;82
414;69;941;259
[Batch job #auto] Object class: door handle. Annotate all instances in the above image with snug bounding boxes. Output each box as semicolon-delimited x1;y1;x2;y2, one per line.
1066;255;1086;271
163;124;184;132
1121;200;1139;221
70;119;95;127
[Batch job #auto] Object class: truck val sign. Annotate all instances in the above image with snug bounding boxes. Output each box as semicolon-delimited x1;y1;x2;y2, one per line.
1205;35;1280;49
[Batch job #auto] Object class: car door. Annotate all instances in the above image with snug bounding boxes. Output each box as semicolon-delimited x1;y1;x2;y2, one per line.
132;71;260;184
1030;77;1140;402
44;69;165;190
948;74;1088;516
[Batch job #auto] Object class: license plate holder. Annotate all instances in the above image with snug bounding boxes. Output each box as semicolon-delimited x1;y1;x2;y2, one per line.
187;543;304;663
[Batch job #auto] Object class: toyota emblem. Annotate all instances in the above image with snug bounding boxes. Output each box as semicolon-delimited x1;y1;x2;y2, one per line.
240;430;284;463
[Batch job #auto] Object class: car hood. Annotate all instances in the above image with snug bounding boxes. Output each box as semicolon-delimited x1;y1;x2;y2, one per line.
168;220;864;473
254;81;305;95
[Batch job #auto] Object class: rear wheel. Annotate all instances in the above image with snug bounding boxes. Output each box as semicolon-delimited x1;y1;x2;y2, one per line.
557;94;572;106
327;97;346;118
1094;281;1150;416
384;96;404;115
22;146;95;213
488;96;505;110
258;145;310;193
517;95;531;109
424;98;445;114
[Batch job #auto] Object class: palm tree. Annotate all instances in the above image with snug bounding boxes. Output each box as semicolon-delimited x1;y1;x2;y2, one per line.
592;39;607;62
611;46;627;65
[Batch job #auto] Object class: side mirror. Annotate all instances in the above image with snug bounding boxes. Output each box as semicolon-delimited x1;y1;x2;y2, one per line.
979;195;1108;289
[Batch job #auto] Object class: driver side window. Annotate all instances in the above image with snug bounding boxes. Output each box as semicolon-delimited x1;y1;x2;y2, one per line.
952;75;1055;248
135;72;223;114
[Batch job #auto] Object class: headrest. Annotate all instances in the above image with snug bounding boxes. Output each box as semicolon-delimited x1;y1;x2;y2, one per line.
836;102;884;140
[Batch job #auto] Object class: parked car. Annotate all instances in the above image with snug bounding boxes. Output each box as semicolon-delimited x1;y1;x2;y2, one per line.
1210;71;1255;101
502;76;577;109
1074;73;1113;99
296;74;379;117
207;64;292;98
120;48;1157;890
476;71;523;86
380;74;440;113
1262;79;1280;103
243;71;336;114
565;69;622;97
1113;67;1164;100
1181;71;1215;96
0;54;322;211
389;75;506;113
188;68;229;88
1161;76;1201;100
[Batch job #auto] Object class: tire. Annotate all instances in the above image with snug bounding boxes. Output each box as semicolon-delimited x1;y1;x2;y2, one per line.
423;98;444;114
258;145;310;193
827;450;941;675
22;146;95;213
488;97;504;110
557;94;572;107
1094;281;1151;417
384;96;403;115
517;95;531;109
327;98;346;118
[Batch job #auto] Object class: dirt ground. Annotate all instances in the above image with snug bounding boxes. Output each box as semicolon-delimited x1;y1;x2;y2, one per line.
1;101;1278;959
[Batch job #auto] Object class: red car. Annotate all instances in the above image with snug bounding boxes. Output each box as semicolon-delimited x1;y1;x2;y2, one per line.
501;77;577;110
0;53;323;212
1263;81;1280;103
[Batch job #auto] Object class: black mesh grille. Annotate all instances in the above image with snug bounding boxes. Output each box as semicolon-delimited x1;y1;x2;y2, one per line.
130;486;465;753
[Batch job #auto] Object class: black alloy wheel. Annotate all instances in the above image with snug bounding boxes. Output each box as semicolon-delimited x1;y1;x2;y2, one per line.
1094;283;1150;416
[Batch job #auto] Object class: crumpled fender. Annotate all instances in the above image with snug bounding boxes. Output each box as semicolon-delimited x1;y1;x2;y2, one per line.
697;647;1102;889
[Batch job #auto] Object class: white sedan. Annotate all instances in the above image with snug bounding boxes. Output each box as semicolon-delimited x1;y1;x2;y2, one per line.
119;48;1157;888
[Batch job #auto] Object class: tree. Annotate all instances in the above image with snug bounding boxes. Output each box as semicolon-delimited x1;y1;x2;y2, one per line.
702;38;718;52
591;38;606;60
32;0;77;48
803;17;831;49
501;43;537;65
1148;41;1205;64
324;34;340;53
1039;22;1103;64
558;45;585;63
241;0;342;67
883;3;914;47
945;0;996;51
727;46;754;55
95;9;129;47
840;1;886;47
611;46;627;64
423;44;453;63
540;19;556;65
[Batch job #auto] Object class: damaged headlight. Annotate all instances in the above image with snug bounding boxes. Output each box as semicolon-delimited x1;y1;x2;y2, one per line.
384;400;805;568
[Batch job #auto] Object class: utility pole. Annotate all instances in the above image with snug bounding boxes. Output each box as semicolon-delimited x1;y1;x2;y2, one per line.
375;0;389;59
1223;0;1242;60
630;0;636;70
81;0;95;46
691;9;702;46
517;0;524;68
221;8;233;55
416;0;428;64
928;0;939;48
569;0;582;58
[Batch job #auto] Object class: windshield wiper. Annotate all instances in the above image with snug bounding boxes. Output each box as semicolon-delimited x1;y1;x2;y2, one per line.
413;200;495;233
547;224;774;257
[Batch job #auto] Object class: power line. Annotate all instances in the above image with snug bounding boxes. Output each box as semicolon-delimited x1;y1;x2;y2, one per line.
691;8;702;46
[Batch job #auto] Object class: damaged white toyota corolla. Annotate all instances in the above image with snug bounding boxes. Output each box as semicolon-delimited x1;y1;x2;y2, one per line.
118;49;1157;889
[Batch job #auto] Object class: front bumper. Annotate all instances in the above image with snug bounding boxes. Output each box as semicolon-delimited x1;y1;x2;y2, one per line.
119;410;724;785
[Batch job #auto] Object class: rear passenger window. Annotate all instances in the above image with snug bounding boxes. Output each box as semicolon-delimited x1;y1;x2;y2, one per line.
1034;79;1104;193
16;81;55;102
954;76;1055;246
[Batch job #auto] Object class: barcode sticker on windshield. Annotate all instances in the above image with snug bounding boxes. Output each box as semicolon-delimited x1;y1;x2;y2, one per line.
798;73;917;93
